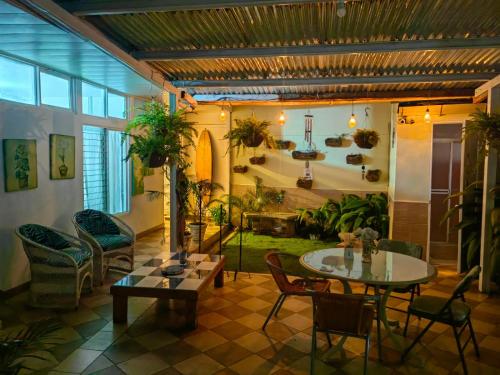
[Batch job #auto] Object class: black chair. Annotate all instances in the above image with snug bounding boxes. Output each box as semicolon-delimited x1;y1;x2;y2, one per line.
401;266;481;374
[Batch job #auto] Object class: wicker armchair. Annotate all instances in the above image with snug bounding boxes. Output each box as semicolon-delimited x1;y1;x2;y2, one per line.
16;224;93;309
73;209;135;286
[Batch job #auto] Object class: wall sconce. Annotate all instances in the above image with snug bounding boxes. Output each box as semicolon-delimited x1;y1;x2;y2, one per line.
424;107;431;123
278;110;286;126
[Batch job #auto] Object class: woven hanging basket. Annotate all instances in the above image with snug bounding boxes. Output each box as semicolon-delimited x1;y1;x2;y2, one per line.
233;165;248;173
346;154;363;165
325;137;343;147
249;155;266;165
292;150;318;160
366;169;381;182
296;178;313;189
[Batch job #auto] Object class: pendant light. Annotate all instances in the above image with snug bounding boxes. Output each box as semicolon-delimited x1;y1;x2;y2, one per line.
278;110;286;126
424;107;431;123
348;101;357;128
219;106;226;121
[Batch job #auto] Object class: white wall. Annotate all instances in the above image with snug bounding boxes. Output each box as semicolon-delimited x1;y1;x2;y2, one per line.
0;99;163;292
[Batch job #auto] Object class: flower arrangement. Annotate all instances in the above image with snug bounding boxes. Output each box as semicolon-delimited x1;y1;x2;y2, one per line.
354;227;379;262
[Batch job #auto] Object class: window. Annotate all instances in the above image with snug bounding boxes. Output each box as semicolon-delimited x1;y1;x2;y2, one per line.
108;92;127;119
82;82;105;117
40;71;71;109
83;125;130;214
0;55;36;105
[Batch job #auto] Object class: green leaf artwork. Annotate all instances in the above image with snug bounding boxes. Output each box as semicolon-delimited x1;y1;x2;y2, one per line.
3;139;38;192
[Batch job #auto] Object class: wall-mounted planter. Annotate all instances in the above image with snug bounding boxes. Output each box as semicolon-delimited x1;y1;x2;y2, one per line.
296;178;313;189
275;140;292;150
366;169;381;182
292;150;318;160
249;155;266;165
353;129;379;149
325;137;343;147
233;165;248;173
346;154;363;165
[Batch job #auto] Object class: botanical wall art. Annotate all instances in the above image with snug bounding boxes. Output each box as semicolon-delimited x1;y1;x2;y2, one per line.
50;134;75;180
131;154;145;195
3;139;38;192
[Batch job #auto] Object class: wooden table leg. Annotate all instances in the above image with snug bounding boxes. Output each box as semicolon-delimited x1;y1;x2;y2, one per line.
186;298;198;329
113;294;128;323
215;268;224;288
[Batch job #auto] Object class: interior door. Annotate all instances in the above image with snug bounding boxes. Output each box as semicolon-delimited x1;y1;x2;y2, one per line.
429;124;462;263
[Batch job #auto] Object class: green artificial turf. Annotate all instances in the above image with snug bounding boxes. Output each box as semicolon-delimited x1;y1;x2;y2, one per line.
221;232;338;275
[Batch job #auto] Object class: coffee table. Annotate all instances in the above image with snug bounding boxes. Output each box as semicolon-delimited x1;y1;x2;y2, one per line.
110;252;225;328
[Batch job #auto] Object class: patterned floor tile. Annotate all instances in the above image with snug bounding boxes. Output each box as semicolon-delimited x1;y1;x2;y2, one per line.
205;341;253;367
174;353;224;375
229;354;282;375
183;330;228;352
117;352;170;375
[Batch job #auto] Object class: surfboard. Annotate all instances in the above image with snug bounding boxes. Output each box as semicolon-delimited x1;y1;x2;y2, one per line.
195;129;213;183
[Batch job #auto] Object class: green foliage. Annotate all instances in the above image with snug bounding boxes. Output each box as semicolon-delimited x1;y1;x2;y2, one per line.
464;110;500;157
352;129;380;148
223;117;275;155
208;205;227;226
296;193;389;239
188;179;224;223
0;319;61;374
14;145;29;180
491;207;500;284
125;102;197;169
441;182;483;270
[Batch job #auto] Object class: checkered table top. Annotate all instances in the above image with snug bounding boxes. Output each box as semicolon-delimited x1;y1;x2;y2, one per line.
113;253;224;291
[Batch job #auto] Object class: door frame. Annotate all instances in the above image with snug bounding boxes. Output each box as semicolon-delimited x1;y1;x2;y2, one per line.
427;121;466;273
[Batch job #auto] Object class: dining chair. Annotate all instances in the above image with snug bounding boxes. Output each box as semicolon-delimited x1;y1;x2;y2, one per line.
311;292;375;375
401;266;481;375
263;251;330;330
365;239;423;315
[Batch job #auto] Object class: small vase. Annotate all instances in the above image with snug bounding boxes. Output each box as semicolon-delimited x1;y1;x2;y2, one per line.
59;164;68;177
362;240;373;263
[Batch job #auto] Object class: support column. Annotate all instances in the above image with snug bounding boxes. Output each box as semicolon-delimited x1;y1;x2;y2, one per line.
479;87;500;292
169;93;178;253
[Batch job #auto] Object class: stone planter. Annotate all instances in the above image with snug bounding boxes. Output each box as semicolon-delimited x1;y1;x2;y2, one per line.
188;222;207;247
346;154;363;165
249;155;266;165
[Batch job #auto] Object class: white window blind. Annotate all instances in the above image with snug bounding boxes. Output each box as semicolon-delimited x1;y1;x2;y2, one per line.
83;125;130;214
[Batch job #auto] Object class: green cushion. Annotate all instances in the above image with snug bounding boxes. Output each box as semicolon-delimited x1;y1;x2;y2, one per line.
409;295;470;325
32;247;91;268
75;209;120;236
19;224;70;250
94;234;132;251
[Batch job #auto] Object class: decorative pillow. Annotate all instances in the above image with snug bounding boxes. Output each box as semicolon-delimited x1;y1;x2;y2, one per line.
19;224;70;250
75;209;120;236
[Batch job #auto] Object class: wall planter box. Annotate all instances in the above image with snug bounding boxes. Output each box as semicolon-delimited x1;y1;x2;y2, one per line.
292;150;318;160
325;137;344;147
346;154;363;165
353;129;380;149
275;140;292;150
233;165;248;173
249;155;266;165
296;178;313;189
366;169;381;182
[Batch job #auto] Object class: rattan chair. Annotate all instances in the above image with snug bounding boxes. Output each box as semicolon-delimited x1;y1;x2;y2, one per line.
263;251;330;330
16;224;93;309
311;292;375;375
402;266;481;374
73;209;135;286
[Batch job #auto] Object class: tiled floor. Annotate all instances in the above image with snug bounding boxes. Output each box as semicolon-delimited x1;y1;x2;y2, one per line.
2;231;500;374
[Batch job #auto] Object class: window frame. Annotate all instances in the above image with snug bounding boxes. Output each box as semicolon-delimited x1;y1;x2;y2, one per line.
0;53;38;107
81;80;107;118
39;68;73;111
107;89;128;120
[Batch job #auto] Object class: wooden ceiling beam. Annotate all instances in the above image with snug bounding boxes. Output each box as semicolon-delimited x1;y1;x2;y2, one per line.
134;37;500;61
57;0;320;16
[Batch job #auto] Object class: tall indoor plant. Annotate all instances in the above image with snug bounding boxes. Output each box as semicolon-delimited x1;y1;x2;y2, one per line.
124;101;198;249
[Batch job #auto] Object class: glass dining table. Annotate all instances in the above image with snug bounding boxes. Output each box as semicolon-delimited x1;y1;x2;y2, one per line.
300;247;437;356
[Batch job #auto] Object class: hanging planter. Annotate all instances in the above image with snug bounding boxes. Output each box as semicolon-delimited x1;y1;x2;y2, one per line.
366;169;381;182
233;165;248;173
242;133;265;148
249;155;266;165
325;137;344;147
275;140;292;150
144;152;167;168
296;178;313;189
346;154;363;165
223;117;274;155
292;150;318;160
353;129;380;149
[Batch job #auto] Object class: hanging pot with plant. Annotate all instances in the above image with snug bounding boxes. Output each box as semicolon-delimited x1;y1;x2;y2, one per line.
233;165;248;173
223;117;274;155
292;150;318;160
366;169;381;182
249;155;266;165
353;129;380;149
346;154;363;165
296;178;313;189
275;140;292;150
325;137;343;147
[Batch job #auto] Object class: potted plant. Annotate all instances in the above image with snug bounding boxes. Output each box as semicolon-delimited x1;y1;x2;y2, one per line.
297;201;339;240
325;134;349;147
353;129;380;149
57;140;69;177
188;179;224;250
208;205;227;226
464;110;500;156
223;117;275;155
296;177;313;189
233;165;248;173
125;102;197;168
275;140;292;150
346;154;363;165
292;150;318;160
366;169;381;182
14;144;30;189
249;155;266;165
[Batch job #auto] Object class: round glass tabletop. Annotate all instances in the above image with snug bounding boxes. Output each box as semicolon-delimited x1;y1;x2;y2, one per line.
300;248;437;286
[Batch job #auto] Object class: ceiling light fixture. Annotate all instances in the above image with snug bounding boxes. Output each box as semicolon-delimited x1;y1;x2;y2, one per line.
337;0;347;17
348;101;357;128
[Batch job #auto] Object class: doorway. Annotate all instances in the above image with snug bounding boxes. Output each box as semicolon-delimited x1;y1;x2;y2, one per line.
429;123;463;265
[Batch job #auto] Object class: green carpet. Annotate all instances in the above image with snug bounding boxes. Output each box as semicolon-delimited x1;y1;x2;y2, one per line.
221;232;338;275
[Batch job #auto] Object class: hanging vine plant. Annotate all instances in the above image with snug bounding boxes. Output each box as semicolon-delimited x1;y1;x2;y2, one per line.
353;129;380;149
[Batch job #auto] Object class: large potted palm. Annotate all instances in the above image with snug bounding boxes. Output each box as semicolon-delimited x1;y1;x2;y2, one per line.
124;102;198;249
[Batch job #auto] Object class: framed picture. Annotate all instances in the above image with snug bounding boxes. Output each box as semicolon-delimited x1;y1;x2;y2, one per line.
131;154;145;195
50;134;75;180
2;139;38;192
